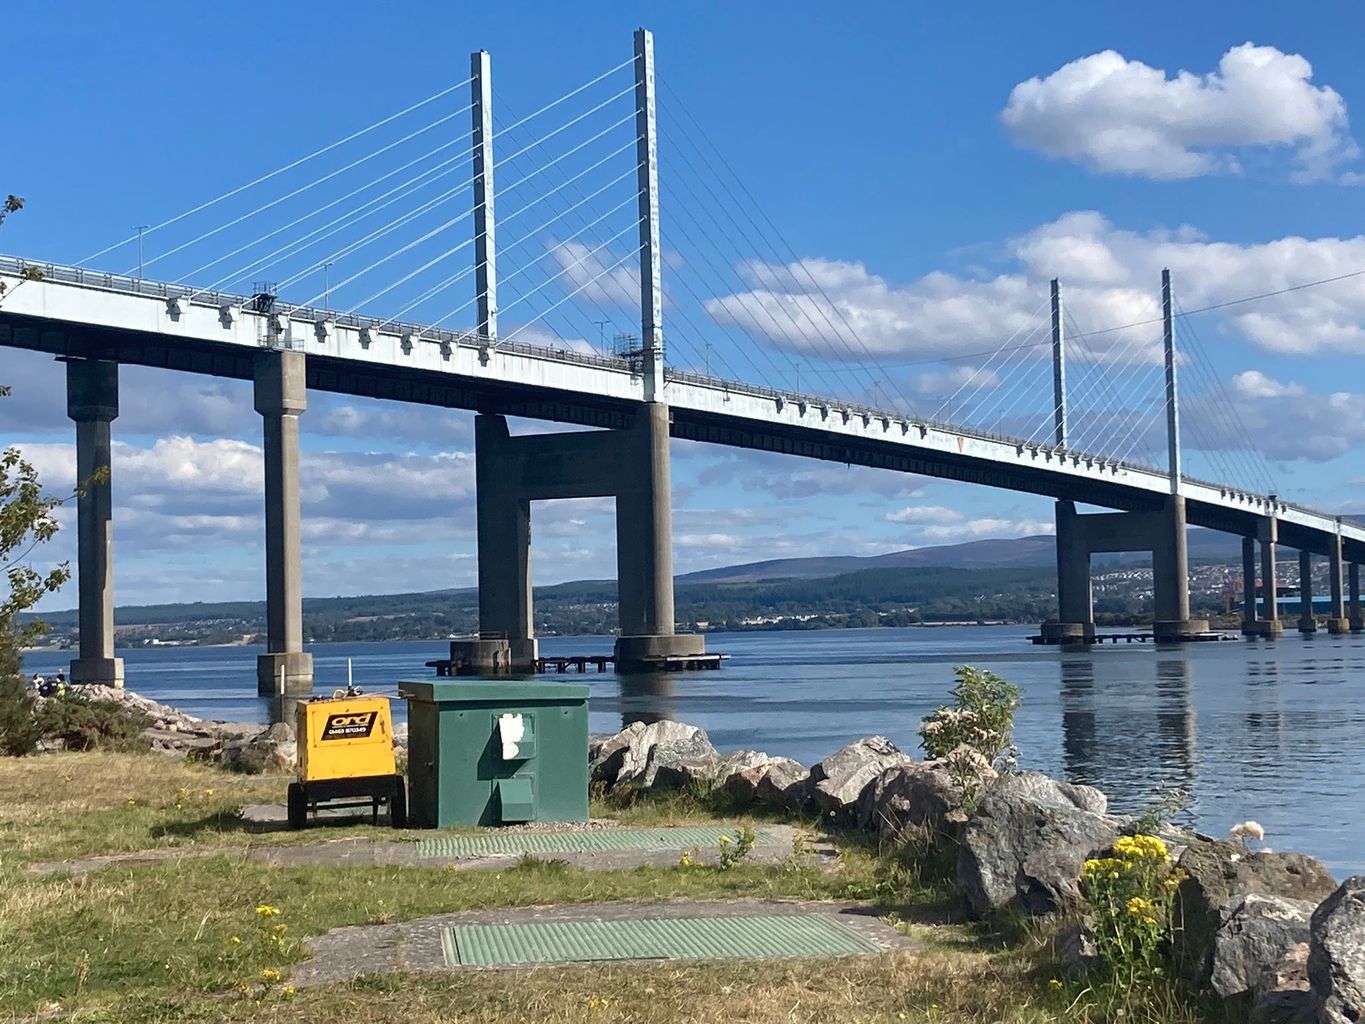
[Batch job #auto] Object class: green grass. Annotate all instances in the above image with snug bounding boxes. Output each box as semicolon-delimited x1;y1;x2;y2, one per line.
0;751;1225;1024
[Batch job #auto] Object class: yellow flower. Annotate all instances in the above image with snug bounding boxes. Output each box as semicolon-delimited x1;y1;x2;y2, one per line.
282;985;296;998
255;904;280;918
228;935;241;946
272;923;287;935
1113;834;1169;862
260;968;282;983
1048;978;1063;990
1126;896;1155;918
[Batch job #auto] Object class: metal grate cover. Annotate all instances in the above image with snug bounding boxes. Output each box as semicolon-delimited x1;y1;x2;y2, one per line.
443;914;880;966
416;826;769;859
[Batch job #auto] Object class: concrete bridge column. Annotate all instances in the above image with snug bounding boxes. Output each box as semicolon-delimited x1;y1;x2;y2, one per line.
1351;563;1363;632
1250;518;1283;638
614;403;703;670
1327;534;1349;634
1240;536;1257;634
1041;500;1094;643
1298;549;1317;635
254;350;313;695
1151;496;1209;643
66;359;124;688
473;414;536;671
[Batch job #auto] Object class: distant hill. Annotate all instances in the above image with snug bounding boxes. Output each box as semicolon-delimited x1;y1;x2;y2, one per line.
678;529;1248;585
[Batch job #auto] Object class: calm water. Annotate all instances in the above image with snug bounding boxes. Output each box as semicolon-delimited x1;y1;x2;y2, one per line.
23;626;1365;874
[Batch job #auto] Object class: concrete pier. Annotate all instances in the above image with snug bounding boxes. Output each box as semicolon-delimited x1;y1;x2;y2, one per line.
1298;549;1318;635
473;406;703;673
66;359;124;687
1327;534;1350;634
254;350;313;695
1351;562;1363;632
1241;536;1257;635
1046;496;1208;644
1250;518;1283;637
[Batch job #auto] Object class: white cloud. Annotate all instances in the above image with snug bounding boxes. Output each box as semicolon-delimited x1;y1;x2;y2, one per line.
1186;373;1365;462
919;517;1056;543
703;212;1365;372
912;366;1000;397
1230;370;1305;400
545;238;641;308
885;505;962;525
1002;43;1360;182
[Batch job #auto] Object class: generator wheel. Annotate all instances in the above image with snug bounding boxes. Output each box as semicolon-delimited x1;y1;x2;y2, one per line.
389;776;407;830
286;782;307;830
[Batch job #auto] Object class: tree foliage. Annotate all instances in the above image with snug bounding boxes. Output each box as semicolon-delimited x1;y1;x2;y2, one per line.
1;195;73;754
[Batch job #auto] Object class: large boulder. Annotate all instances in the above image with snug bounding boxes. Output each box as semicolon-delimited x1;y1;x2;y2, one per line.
589;721;649;786
219;721;296;774
857;757;1000;839
808;736;911;820
1249;943;1314;1024
722;755;809;809
608;721;720;791
957;771;1119;918
1210;894;1317;998
1309;876;1365;1024
1176;841;1337;985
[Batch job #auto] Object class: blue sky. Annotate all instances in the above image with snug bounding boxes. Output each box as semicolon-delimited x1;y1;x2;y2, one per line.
4;1;1365;607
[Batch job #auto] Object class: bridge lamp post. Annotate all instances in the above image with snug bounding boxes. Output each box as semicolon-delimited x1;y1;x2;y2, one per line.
133;225;149;282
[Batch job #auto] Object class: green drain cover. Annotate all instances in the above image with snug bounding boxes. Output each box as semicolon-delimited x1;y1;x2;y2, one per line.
442;914;880;966
416;826;769;859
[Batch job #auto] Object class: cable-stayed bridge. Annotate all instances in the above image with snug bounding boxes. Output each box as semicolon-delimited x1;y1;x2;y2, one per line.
0;29;1356;694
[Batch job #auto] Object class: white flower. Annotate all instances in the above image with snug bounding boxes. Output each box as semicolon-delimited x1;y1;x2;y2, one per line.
1229;820;1266;842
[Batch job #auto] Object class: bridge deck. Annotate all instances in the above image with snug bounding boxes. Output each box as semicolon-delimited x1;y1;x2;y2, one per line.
1;254;1356;558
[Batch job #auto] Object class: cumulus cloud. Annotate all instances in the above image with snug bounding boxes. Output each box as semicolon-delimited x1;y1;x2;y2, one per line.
1002;43;1361;182
704;212;1365;372
1185;372;1365;462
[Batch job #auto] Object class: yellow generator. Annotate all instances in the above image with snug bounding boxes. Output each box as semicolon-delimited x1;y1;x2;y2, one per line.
288;688;406;830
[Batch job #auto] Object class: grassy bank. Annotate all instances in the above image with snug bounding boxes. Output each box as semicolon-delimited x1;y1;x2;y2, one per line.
0;751;1218;1023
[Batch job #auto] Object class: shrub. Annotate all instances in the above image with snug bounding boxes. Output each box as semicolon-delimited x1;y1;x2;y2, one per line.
31;692;149;752
1082;834;1183;987
0;664;39;756
919;665;1020;812
919;665;1020;763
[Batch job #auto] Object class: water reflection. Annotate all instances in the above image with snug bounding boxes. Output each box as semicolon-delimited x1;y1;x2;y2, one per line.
1059;654;1196;816
617;673;677;728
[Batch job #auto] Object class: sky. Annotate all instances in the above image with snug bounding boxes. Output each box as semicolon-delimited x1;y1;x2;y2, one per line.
4;1;1365;609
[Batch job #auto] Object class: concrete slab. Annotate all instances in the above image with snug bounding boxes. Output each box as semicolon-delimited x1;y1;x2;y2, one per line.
293;900;918;986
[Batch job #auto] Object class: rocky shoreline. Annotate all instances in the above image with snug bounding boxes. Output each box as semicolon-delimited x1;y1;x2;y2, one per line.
61;687;1365;1023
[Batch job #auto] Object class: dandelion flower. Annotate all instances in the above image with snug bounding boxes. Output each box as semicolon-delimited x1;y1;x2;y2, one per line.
255;904;280;918
260;968;282;983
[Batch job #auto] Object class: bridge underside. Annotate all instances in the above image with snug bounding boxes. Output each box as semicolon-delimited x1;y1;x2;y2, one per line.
8;313;1348;558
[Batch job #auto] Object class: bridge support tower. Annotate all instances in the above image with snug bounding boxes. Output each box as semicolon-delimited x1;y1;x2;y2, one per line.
1243;517;1283;637
1297;549;1318;635
1326;533;1350;634
1043;497;1209;644
66;358;125;687
1351;562;1364;632
471;408;703;673
254;350;313;695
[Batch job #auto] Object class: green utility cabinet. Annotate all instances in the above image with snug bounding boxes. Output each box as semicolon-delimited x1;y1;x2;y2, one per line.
399;680;590;828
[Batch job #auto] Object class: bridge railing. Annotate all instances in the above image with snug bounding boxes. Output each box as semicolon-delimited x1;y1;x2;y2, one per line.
0;254;636;375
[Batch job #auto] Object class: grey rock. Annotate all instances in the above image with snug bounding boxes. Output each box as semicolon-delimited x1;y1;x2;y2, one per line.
1176;841;1337;985
715;749;771;785
808;736;911;820
1210;894;1316;998
957;772;1120;918
1250;943;1314;1024
1056;919;1101;979
220;724;297;774
856;758;999;838
640;733;722;791
613;721;718;790
723;756;808;809
1309;875;1365;1024
588;721;646;786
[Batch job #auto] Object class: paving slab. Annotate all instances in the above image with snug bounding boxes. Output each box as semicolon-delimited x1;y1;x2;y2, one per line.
31;824;835;876
294;900;917;986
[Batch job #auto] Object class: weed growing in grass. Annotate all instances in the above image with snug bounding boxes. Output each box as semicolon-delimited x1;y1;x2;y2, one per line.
717;826;757;869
